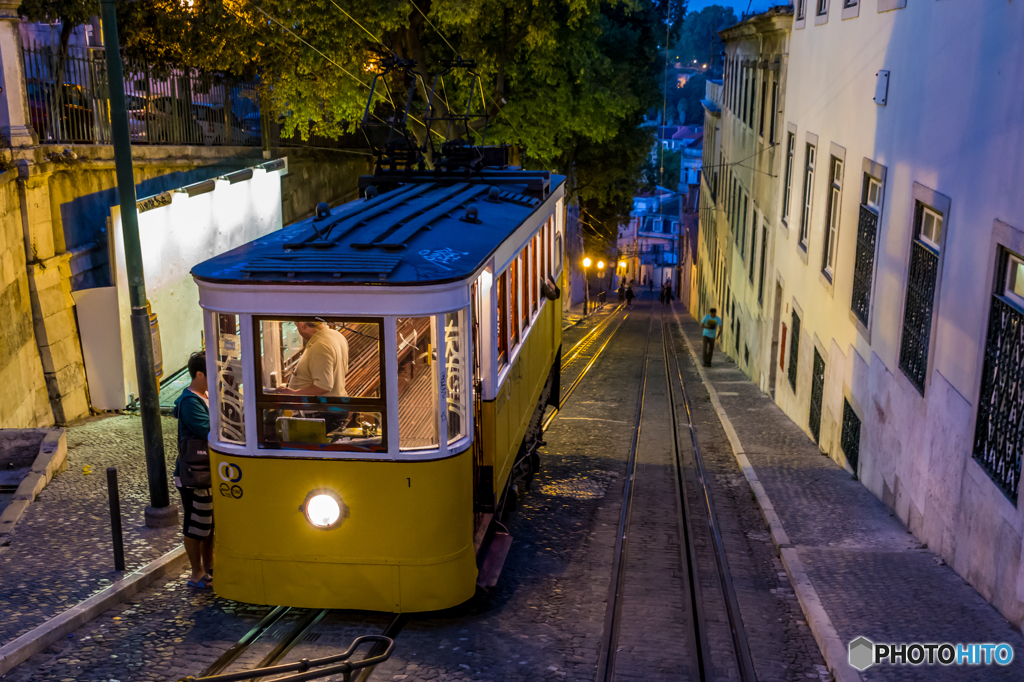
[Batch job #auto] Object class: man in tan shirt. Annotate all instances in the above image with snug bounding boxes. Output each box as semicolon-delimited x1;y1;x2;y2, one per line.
278;321;349;397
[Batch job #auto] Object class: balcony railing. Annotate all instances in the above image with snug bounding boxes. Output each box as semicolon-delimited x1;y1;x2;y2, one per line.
21;41;263;147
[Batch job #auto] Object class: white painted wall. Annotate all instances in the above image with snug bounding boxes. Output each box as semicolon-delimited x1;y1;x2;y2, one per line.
774;1;1024;624
82;165;284;409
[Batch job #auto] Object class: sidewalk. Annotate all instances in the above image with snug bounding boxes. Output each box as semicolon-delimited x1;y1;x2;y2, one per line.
0;415;183;648
562;298;617;330
673;309;1024;681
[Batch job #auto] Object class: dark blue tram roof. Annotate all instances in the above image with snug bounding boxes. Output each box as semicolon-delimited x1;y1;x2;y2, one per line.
192;171;565;286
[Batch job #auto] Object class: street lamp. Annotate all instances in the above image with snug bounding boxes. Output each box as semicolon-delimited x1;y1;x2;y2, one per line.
582;257;592;314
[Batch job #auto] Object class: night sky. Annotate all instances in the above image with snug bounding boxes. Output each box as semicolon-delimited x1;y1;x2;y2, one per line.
686;0;780;14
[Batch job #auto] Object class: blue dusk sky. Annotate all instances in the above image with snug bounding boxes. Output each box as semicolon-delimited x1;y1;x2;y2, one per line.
685;0;780;14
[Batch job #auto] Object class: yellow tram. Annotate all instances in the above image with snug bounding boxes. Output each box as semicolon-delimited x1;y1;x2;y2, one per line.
192;167;566;612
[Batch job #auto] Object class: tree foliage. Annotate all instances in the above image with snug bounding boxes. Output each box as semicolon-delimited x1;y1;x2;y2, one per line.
670;4;736;69
113;0;685;244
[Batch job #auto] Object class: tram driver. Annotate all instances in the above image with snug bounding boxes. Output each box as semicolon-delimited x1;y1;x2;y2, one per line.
275;320;350;397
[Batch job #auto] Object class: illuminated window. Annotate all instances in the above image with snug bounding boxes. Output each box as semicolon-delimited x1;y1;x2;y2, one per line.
520;252;529;330
497;272;508;367
510;259;520;348
256;317;385;452
214;313;244;445
444;310;468;444
398;317;439;450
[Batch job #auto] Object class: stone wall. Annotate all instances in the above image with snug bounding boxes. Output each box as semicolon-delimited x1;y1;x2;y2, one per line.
279;149;371;223
0;170;52;428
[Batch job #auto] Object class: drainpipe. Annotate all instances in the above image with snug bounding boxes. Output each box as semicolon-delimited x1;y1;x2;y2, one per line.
99;0;177;529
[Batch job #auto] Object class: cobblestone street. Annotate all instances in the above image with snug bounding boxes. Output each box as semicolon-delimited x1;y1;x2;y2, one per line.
1;299;1019;682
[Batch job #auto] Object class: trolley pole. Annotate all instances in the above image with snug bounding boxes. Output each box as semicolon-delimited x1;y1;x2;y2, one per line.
99;0;177;528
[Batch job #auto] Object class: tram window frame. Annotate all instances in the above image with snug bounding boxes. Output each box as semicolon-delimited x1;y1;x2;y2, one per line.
529;239;538;316
214;313;245;445
510;258;520;349
252;315;388;454
496;271;508;368
543;223;550;281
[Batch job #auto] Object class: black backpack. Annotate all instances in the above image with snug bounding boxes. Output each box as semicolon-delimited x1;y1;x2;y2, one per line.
179;438;211;489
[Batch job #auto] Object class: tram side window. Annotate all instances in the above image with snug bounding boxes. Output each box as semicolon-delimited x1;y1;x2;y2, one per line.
510;259;520;349
554;229;564;276
445;310;468;444
215;313;244;445
519;252;529;331
543;225;550;282
532;235;540;314
527;241;536;316
256;317;386;453
398;317;439;450
497;272;508;368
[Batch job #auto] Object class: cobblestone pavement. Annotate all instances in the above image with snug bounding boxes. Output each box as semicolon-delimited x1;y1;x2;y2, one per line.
4;299;828;682
0;415;183;646
675;309;1024;681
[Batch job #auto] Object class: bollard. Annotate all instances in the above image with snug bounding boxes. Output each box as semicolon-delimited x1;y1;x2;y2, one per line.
106;467;126;571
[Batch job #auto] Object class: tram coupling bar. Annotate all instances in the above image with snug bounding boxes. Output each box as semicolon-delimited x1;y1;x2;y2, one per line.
182;635;395;682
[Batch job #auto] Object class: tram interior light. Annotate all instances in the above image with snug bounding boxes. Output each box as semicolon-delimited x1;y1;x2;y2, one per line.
302;490;347;529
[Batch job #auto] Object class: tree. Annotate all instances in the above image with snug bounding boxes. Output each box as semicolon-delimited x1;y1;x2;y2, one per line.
116;0;684;244
18;0;95;88
671;4;736;71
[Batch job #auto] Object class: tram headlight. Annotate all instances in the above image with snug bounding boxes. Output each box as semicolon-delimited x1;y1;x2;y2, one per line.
301;490;348;530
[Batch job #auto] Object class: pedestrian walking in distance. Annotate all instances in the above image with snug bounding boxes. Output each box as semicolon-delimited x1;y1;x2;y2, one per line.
625;285;635;308
173;351;215;589
701;307;722;367
617;282;625;303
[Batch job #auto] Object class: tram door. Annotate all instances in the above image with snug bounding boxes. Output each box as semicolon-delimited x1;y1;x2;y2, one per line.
470;278;493;516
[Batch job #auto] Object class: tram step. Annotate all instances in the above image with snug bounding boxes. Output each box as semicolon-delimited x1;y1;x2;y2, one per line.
476;530;513;589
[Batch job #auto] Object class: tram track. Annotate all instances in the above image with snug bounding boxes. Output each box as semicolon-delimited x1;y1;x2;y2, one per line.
593;305;757;682
190;610;406;682
543;307;630;432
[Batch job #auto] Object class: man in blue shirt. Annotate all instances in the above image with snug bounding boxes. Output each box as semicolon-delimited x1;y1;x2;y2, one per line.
700;308;722;367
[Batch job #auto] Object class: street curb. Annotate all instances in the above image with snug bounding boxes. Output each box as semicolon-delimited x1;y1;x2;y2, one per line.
0;429;68;536
672;309;860;682
0;545;187;676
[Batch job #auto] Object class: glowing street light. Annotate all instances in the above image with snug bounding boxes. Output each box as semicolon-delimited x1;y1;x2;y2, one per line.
618;260;627;269
583;257;592;268
597;260;605;270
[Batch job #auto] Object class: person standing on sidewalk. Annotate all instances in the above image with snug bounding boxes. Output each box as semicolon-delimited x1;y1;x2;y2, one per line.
700;308;722;367
173;352;214;589
625;285;635;308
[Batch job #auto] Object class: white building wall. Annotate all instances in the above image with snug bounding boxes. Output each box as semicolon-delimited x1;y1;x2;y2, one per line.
775;0;1024;624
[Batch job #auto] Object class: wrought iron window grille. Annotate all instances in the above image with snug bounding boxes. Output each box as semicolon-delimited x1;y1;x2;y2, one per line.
898;239;939;394
972;290;1024;504
841;398;861;473
851;204;878;326
809;349;825;443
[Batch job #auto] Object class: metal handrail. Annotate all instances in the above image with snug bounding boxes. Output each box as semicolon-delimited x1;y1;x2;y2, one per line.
181;635;395;682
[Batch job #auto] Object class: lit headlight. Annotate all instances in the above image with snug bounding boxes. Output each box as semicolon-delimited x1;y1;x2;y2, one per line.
301;490;347;530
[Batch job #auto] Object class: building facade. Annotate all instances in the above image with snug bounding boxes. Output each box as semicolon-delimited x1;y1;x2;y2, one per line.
697;9;791;389
618;190;682;290
704;0;1024;624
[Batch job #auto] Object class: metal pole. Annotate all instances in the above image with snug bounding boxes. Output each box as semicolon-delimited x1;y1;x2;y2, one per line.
99;0;177;528
584;269;589;315
106;467;126;571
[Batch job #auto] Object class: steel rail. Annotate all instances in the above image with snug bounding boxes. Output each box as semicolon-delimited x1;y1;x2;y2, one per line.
198;605;291;678
665;312;759;682
542;312;630;432
353;613;411;682
660;311;712;680
560;304;625;369
251;608;330;681
594;311;653;682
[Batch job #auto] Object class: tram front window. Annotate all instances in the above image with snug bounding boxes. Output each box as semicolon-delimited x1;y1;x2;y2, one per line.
256;317;386;453
398;317;439;450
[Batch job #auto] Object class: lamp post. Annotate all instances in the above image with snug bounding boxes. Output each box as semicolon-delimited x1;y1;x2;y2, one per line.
597;261;606;301
582;257;592;315
99;0;176;528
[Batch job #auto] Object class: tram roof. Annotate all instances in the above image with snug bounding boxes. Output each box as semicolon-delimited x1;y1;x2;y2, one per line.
192;171;565;287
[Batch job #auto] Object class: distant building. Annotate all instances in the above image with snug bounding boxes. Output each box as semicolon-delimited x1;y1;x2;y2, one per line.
618;188;681;289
